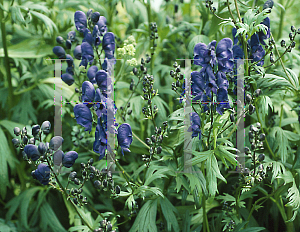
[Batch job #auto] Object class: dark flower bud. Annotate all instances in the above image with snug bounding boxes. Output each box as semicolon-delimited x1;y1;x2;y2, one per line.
107;223;112;231
289;32;293;40
56;36;64;44
74;178;80;185
230;113;235;122
140;64;145;71
291;25;296;32
130;83;134;91
31;170;37;179
254;89;262;97
107;171;112;179
133;67;138;75
143;67;147;74
28;138;35;144
100;219;107;227
89;173;94;180
151;135;156;143
158;127;162;134
115;185;121;194
73;198;78;205
175;66;181;72
257;141;264;147
41;121;51;134
157;146;162;154
38;142;47;154
249;131;254;139
291;41;296;48
245;94;252;103
94;180;102;189
251;143;256;150
263;0;274;10
141;58;145;64
297;28;300;34
49;136;64;151
89;158;94;165
244;146;251;154
87;9;93;19
127;110;132;115
258;153;265;161
66;40;72;49
82;170;87;176
259;133;265;141
148;99;151;104
256;122;261;129
170;70;175;77
53;46;66;59
91;12;100;24
22;136;28;144
249;104;255;115
281;40;286;47
14;127;21;136
32;125;40;137
163;121;168;127
69;171;77;180
81;163;85;169
22;127;27;135
12;138;20;148
103;179;108;187
270;55;275;63
146;138;152;145
174;4;178;13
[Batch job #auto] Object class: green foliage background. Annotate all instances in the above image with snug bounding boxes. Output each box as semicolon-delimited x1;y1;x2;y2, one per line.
0;0;300;231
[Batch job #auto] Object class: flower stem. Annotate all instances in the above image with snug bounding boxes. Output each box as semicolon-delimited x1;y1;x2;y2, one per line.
0;4;13;119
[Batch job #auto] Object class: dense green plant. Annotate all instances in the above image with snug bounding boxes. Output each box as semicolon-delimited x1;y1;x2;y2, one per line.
1;0;300;232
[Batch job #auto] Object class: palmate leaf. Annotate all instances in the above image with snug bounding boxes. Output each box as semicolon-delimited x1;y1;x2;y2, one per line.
129;198;158;232
269;126;300;163
30;10;58;35
277;170;300;222
160;197;180;232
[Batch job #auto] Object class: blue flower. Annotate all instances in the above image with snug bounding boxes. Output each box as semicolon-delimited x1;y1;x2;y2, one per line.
187;112;201;140
81;81;95;107
216;72;229;90
117;123;132;156
93;117;108;160
53;46;66;59
194;40;216;67
62;151;78;168
216;38;234;72
95;70;112;96
250;34;265;66
191;71;205;101
73;104;93;133
83;28;93;46
102;32;115;59
73;45;82;60
216;88;231;115
67;31;76;42
94;89;106;118
74;11;87;33
24;144;40;161
96;16;107;36
61;73;74;86
92;25;101;46
34;163;51;185
87;66;98;84
80;42;94;68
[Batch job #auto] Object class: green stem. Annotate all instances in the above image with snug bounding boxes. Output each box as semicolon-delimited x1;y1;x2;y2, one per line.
277;0;285;40
286;206;294;232
0;2;13;119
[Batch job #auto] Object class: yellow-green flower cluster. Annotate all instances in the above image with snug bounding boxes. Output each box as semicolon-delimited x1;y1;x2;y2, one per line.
117;35;136;58
126;58;138;66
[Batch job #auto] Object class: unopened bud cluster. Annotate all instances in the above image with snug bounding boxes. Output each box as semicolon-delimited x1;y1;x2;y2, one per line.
143;121;168;167
205;0;216;13
93;218;116;232
279;25;299;56
170;61;184;91
127;200;139;219
245;89;262;115
150;22;158;56
92;167;121;195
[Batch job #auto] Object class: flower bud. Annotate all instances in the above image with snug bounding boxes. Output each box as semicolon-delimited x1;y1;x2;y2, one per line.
245;94;252;103
22;127;27;135
32;125;40;137
12;138;20;148
259;133;265;141
91;12;100;24
254;89;262;97
22;136;28;144
103;179;108;187
56;36;64;44
115;185;121;194
151;135;156;143
41;121;51;134
28;138;35;144
157;146;162;154
14;127;21;136
280;40;286;47
94;180;102;189
69;171;77;180
258;153;265;161
230;113;234;122
74;178;80;185
66;39;72;49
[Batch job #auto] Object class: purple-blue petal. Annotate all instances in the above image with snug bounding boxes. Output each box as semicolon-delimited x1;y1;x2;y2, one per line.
62;151;78;168
74;11;87;33
73;104;93;133
61;73;74;86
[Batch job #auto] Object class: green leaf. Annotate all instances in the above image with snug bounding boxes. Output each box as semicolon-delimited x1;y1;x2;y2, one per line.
214;145;238;168
40;202;67;232
160;197;180;232
30;10;58;35
285;181;300;222
129;199;158;232
185;150;212;167
257;95;272;116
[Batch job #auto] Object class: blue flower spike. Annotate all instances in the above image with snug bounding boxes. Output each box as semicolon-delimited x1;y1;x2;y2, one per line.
34;163;51;185
117;123;133;156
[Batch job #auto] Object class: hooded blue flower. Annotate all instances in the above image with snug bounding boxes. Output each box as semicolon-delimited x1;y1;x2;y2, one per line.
216;38;234;72
80;42;94;68
191;71;205;101
92;25;101;46
24;144;40;161
34;163;51;185
95;70;112;96
73;45;82;60
83;28;93;46
82;81;95;107
62;151;78;168
216;88;231;115
53;46;66;59
61;73;74;86
96;16;107;36
93;117;109;160
194;40;216;67
187;112;201;140
87;66;98;84
74;11;87;33
117;123;132;156
74;103;93;133
250;34;265;66
67;31;76;42
102;32;115;59
66;54;74;67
